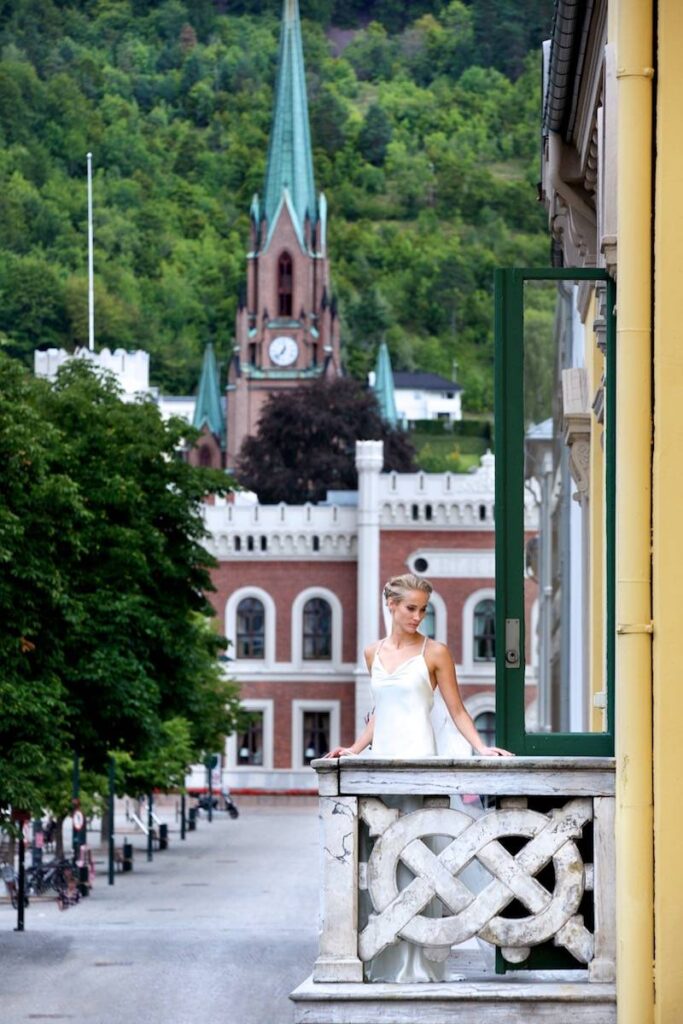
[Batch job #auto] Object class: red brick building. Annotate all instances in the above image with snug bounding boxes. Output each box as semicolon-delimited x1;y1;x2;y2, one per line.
194;447;539;795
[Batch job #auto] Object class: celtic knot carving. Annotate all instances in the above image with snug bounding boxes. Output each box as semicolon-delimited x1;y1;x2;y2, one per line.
358;797;594;966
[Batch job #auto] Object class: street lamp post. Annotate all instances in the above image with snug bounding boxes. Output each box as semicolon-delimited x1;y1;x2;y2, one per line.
147;792;153;862
108;755;115;886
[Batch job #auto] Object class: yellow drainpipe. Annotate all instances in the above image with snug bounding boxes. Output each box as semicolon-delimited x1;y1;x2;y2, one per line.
614;0;654;1021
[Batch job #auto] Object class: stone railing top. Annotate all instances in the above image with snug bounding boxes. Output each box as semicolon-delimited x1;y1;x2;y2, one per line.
312;756;616;798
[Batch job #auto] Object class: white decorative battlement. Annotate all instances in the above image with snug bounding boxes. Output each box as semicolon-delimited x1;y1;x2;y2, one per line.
34;347;151;398
203;452;536;559
378;454;495;529
203;501;358;560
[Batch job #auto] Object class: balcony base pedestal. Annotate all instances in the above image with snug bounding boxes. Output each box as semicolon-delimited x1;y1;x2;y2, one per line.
290;974;616;1024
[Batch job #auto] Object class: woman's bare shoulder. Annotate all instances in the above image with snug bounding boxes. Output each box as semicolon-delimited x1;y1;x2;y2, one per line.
364;640;380;662
425;639;453;662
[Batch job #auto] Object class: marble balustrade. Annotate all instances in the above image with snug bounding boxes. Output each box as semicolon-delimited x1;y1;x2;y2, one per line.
309;756;616;986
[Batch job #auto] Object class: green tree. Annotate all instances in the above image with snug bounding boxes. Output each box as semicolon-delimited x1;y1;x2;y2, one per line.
358;103;393;166
0;0;551;405
0;356;243;824
236;376;415;504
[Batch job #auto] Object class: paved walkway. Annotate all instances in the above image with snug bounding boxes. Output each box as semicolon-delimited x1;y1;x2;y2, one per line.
0;804;319;1024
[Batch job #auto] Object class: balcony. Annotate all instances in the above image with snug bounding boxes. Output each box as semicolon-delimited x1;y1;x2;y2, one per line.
290;756;616;1024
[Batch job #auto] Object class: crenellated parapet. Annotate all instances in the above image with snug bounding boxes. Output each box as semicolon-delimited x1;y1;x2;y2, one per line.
203;450;537;560
203;500;358;560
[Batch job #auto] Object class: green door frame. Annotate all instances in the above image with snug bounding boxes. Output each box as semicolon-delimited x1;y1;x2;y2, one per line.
494;267;615;756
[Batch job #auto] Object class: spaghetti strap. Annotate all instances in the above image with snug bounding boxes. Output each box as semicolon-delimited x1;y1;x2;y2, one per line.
373;637;387;663
421;635;428;656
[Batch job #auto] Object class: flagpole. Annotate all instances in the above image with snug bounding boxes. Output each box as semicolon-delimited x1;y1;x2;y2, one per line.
87;152;95;352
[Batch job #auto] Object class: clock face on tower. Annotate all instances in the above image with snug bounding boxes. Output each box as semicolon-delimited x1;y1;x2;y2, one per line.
268;335;299;367
268;335;296;368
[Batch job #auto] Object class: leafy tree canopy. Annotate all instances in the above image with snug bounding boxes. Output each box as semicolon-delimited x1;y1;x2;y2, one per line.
0;0;553;411
236;376;415;503
0;355;241;822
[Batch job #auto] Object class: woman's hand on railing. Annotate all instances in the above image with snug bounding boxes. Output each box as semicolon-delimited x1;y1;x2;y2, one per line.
474;745;514;757
323;746;358;759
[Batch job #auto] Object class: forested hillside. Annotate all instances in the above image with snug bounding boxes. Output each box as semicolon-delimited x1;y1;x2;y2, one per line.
0;0;553;408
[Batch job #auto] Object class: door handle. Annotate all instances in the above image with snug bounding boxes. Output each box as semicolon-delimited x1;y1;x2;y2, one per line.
505;618;520;667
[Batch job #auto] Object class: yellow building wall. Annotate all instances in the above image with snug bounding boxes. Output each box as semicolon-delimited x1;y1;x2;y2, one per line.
653;1;683;1019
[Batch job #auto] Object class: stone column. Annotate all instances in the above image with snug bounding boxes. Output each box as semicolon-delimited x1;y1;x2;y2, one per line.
354;440;383;736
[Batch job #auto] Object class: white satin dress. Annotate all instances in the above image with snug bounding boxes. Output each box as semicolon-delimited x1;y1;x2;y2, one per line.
363;636;447;983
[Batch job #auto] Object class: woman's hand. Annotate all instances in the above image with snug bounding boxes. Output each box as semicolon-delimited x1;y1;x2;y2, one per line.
323;746;358;759
474;745;514;757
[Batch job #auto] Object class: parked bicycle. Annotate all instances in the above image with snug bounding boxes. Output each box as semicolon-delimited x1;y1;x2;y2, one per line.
55;864;80;911
25;857;73;897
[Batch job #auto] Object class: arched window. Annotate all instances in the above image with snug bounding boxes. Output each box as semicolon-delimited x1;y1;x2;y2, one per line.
303;598;332;660
419;602;436;640
199;445;212;467
473;599;495;661
278;252;293;316
474;710;496;748
236;597;265;659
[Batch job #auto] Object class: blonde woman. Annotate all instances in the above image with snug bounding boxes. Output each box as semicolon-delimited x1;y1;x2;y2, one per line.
325;573;510;983
327;573;511;761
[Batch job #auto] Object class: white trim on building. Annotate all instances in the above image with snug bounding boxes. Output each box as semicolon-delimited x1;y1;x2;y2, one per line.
291;586;344;670
291;699;341;770
225;586;277;670
461;587;496;676
225;697;274;771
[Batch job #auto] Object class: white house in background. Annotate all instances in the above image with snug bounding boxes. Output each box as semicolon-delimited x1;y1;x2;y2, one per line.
35;346;154;401
392;371;463;424
34;346;198;424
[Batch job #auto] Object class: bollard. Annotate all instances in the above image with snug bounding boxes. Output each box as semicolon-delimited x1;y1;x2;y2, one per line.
77;864;89;897
122;840;134;872
159;823;168;851
188;806;197;831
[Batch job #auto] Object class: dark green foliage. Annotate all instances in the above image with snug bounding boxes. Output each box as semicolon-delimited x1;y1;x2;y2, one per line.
0;0;552;408
358;103;392;166
236;376;416;503
0;356;241;820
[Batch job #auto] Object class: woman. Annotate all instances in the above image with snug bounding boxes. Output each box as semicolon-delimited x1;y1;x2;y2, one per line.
326;573;511;983
327;573;511;761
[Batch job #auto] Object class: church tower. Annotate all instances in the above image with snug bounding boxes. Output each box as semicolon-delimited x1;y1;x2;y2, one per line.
226;0;341;467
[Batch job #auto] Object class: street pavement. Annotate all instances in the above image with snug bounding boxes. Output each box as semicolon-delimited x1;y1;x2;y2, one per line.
0;802;319;1024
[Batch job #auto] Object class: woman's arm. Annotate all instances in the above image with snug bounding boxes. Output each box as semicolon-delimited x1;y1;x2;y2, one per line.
324;713;375;758
324;642;378;758
430;643;513;756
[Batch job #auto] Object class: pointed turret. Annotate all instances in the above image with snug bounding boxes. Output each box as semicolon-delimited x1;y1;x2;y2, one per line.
373;341;398;428
193;343;225;445
262;0;317;234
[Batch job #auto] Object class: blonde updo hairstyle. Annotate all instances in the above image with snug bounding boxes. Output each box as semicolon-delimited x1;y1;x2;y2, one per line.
383;573;433;606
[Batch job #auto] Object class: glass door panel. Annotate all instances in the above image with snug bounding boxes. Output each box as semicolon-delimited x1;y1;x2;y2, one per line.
495;269;615;756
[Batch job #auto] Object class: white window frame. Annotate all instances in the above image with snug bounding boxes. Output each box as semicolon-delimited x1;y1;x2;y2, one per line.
291;699;340;770
226;586;276;668
529;597;539;674
465;693;497;754
462;587;496;674
226;698;274;771
465;691;497;723
291;587;342;669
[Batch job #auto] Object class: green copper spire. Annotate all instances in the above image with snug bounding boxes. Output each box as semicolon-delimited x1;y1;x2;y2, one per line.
373;341;398;428
193;343;225;444
263;0;317;234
